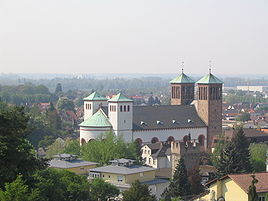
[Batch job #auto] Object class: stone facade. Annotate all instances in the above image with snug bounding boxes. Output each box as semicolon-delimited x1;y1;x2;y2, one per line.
171;83;195;105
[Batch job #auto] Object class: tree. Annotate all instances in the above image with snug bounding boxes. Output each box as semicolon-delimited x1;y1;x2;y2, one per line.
81;132;138;165
57;97;75;112
122;180;156;201
250;143;267;172
248;175;258;201
188;167;204;195
54;83;63;96
217;127;252;177
46;102;62;130
0;103;47;188
162;158;191;201
32;169;91;201
236;112;251;122
0;176;39;201
90;178;119;201
233;127;252;173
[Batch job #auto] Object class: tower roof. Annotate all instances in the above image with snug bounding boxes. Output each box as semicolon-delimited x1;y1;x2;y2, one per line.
170;72;195;84
108;93;133;102
83;91;107;101
196;73;223;84
79;109;112;127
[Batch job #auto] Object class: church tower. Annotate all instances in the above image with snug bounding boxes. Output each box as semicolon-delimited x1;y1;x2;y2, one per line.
196;70;223;148
170;69;195;105
83;91;108;120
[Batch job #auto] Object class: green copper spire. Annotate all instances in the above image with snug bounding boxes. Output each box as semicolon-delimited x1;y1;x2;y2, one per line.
80;109;112;127
170;68;195;84
108;93;133;102
196;70;223;84
83;91;107;101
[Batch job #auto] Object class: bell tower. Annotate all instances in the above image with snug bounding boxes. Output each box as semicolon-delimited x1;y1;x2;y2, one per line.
197;69;223;148
170;68;195;105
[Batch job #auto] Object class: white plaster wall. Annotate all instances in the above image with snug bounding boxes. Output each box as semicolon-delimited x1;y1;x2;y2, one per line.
133;127;207;146
108;102;133;137
84;100;107;120
80;127;112;142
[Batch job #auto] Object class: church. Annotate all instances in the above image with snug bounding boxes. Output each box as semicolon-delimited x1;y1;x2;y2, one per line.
79;70;223;148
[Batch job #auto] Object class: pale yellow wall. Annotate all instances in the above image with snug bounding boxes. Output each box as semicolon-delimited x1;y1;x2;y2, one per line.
126;170;155;183
52;164;97;175
101;173;126;184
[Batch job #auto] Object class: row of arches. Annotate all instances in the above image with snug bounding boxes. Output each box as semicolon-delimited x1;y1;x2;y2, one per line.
135;134;205;145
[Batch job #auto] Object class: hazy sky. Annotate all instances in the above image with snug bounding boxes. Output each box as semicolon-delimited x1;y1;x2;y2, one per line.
0;0;267;75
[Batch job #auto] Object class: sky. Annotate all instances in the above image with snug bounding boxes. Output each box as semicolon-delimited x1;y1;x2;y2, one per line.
0;0;267;75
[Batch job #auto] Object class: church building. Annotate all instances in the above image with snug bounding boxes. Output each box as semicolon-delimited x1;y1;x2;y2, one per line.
80;71;223;148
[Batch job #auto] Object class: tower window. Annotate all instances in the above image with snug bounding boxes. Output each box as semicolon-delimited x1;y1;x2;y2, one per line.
89;104;91;109
120;105;123;112
127;105;130;112
124;105;126;112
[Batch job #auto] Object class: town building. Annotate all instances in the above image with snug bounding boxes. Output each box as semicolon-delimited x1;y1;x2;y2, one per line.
141;139;205;178
88;158;169;199
237;85;268;93
80;70;223;148
49;153;98;175
193;172;268;201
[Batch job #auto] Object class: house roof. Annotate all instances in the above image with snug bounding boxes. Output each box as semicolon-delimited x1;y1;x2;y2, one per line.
89;164;156;175
101;104;206;131
83;92;107;101
79;109;112;127
196;73;223;84
49;158;98;169
207;172;268;193
132;105;207;130
108;93;133;102
169;73;195;84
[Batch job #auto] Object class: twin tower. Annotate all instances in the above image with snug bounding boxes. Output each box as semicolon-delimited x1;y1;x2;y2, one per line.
170;70;223;147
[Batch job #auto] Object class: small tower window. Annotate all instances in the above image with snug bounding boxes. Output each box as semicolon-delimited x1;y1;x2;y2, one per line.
124;105;126;112
89;104;91;109
120;105;123;112
127;105;130;112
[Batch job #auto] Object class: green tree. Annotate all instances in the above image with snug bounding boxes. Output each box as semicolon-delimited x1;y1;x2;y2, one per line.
162;158;191;201
81;132;137;165
46;102;62;130
32;169;91;201
90;178;119;201
0;103;46;188
236;112;251;122
188;167;204;196
57;97;75;112
122;180;156;201
55;83;63;96
0;176;39;201
250;143;267;172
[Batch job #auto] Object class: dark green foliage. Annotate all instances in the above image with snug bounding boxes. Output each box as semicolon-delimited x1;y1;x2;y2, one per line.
248;175;258;201
250;143;267;172
217;127;252;177
122;180;157;201
0;176;39;201
188;167;204;196
81;132;139;165
57;97;75;112
55;83;63;96
0;103;47;188
32;169;91;201
162;158;191;200
90;178;120;201
236;112;251;122
211;134;226;167
46;102;62;130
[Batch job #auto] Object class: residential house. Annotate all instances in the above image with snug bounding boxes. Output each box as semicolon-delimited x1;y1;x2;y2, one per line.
49;153;98;175
88;158;169;199
193;172;268;201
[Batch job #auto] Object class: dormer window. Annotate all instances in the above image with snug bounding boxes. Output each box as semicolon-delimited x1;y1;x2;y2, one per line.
157;121;162;125
141;121;146;125
172;120;176;124
188;119;192;123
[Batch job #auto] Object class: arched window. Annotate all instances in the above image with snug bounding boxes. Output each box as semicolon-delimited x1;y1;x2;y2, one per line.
167;136;175;142
120;105;123;112
135;138;142;146
183;135;188;142
127;105;130;112
151;137;159;144
81;138;86;145
124;105;126;112
89;104;91;109
198;135;205;146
